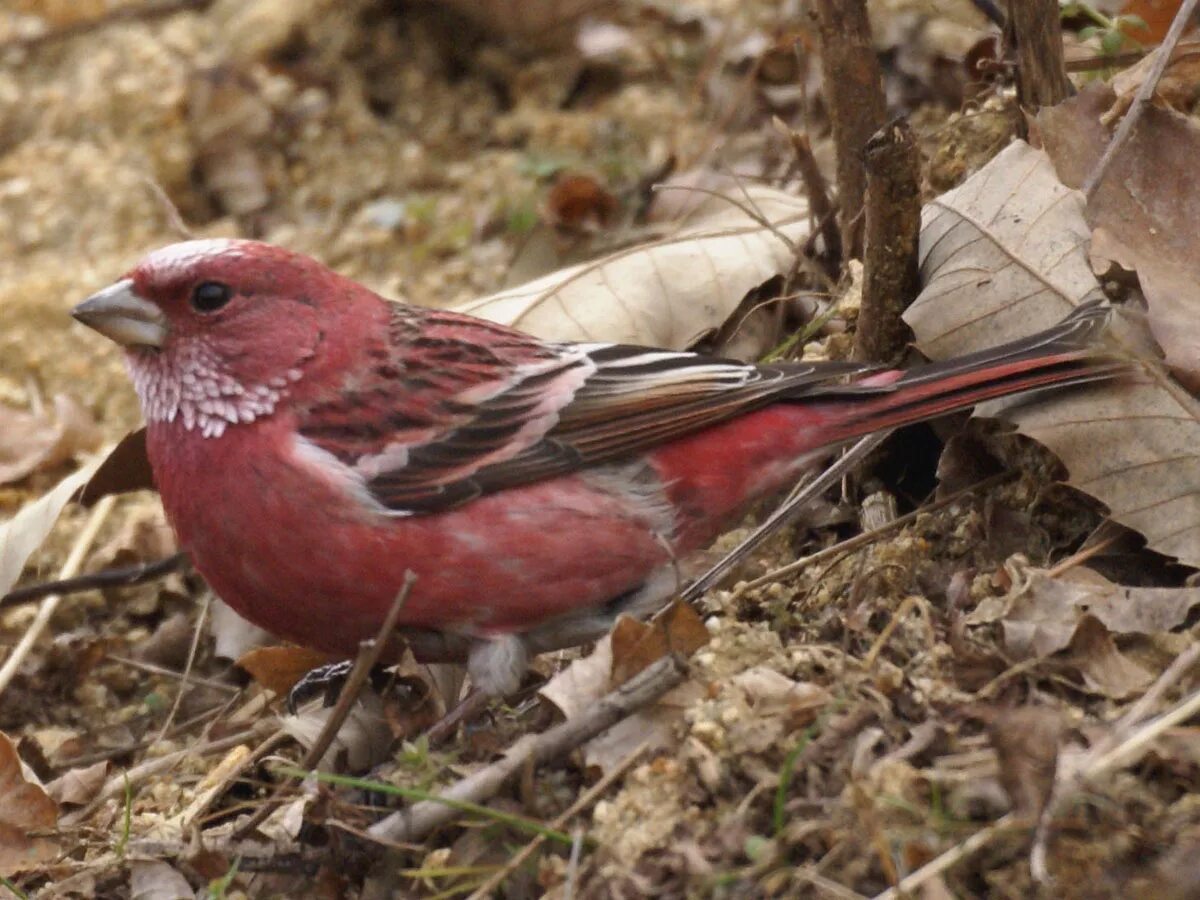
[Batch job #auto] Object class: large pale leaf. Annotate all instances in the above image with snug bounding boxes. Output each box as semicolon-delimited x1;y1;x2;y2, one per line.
452;185;809;348
0;451;105;597
905;140;1200;566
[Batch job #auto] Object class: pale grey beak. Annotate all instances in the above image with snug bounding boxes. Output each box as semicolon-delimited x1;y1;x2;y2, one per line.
72;279;168;350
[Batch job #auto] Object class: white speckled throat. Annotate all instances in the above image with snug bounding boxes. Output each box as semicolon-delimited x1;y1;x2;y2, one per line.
126;341;304;438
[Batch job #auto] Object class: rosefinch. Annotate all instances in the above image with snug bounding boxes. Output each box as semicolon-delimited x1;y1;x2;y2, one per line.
73;239;1118;695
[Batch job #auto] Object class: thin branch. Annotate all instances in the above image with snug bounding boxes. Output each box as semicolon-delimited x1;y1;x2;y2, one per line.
734;472;1011;595
0;552;189;611
466;741;650;898
682;432;891;603
366;654;688;844
1083;0;1200;200
232;572;417;839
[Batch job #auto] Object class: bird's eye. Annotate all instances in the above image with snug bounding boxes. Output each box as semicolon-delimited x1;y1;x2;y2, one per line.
191;281;233;313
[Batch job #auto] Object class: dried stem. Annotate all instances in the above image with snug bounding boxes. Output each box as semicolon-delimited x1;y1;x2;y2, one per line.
232;572;417;838
1004;0;1072;110
366;654;687;844
853;118;921;365
1083;0;1200;200
811;0;887;259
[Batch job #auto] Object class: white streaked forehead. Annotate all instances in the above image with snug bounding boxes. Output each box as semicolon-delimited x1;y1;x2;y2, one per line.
140;238;248;275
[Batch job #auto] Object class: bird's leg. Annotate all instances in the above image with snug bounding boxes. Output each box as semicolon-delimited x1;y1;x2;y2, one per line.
423;568;680;743
424;633;529;744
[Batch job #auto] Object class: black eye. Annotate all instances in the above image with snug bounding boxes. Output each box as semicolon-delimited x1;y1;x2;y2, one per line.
191;281;232;313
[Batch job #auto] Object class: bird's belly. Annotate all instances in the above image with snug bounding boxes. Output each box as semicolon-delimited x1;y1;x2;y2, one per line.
149;425;671;656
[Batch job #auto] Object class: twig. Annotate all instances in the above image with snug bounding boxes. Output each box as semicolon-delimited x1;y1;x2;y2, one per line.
105;654;238;694
465;741;650;899
1004;0;1072;110
60;720;279;827
811;0;887;259
682;432;891;603
367;654;687;844
872;814;1020;899
774;117;840;269
0;496;117;698
0;552;188;611
734;472;1011;595
0;0;211;53
152;591;211;744
853;118;920;365
1083;0;1200;200
232;572;416;838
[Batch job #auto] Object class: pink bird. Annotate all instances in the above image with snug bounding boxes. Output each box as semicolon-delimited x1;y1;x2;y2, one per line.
73;239;1117;696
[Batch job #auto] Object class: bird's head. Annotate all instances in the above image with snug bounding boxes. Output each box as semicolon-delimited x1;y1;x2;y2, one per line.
73;239;380;436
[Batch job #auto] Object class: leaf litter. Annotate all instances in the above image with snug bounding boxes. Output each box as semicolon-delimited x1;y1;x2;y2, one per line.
2;0;1200;897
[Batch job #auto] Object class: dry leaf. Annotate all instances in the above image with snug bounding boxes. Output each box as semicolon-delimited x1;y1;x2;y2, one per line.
994;567;1200;655
281;692;393;772
537;630;705;774
580;680;704;774
0;451;106;598
537;637;613;721
128;859;193;900
610;600;710;687
453;183;808;348
1065;615;1155;698
543;172;619;231
237;645;337;696
46;760;108;807
905;140;1200;566
0;394;100;485
906;140;1104;357
1039;84;1200;390
77;427;155;507
1103;40;1200;124
0;730;59;877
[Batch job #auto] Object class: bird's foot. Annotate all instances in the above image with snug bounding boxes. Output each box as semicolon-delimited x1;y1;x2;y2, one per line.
286;659;390;714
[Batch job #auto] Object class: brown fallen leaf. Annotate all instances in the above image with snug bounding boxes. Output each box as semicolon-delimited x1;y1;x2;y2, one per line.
1102;40;1200;125
236;645;337;697
0;394;100;485
905;139;1200;567
974;564;1200;649
1065;615;1155;698
610;600;710;687
0;729;59;877
45;759;108;807
1039;83;1200;392
77;426;154;507
543;171;619;232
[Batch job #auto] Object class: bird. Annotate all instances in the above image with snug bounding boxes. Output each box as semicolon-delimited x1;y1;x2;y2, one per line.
72;238;1120;698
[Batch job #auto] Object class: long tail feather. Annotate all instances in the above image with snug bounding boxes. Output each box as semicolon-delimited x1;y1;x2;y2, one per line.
805;301;1126;439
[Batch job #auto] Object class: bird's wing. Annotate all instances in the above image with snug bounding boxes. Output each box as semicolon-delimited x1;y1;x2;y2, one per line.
297;305;871;513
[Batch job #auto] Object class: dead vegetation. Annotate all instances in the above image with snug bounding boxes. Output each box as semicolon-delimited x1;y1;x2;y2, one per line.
2;0;1200;897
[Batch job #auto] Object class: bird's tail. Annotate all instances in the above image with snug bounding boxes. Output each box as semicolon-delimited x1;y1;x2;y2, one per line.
805;301;1126;438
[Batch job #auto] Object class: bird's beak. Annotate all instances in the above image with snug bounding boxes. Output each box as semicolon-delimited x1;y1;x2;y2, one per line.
72;279;168;350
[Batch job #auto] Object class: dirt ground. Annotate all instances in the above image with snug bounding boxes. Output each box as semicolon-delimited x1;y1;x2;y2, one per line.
2;1;1199;898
